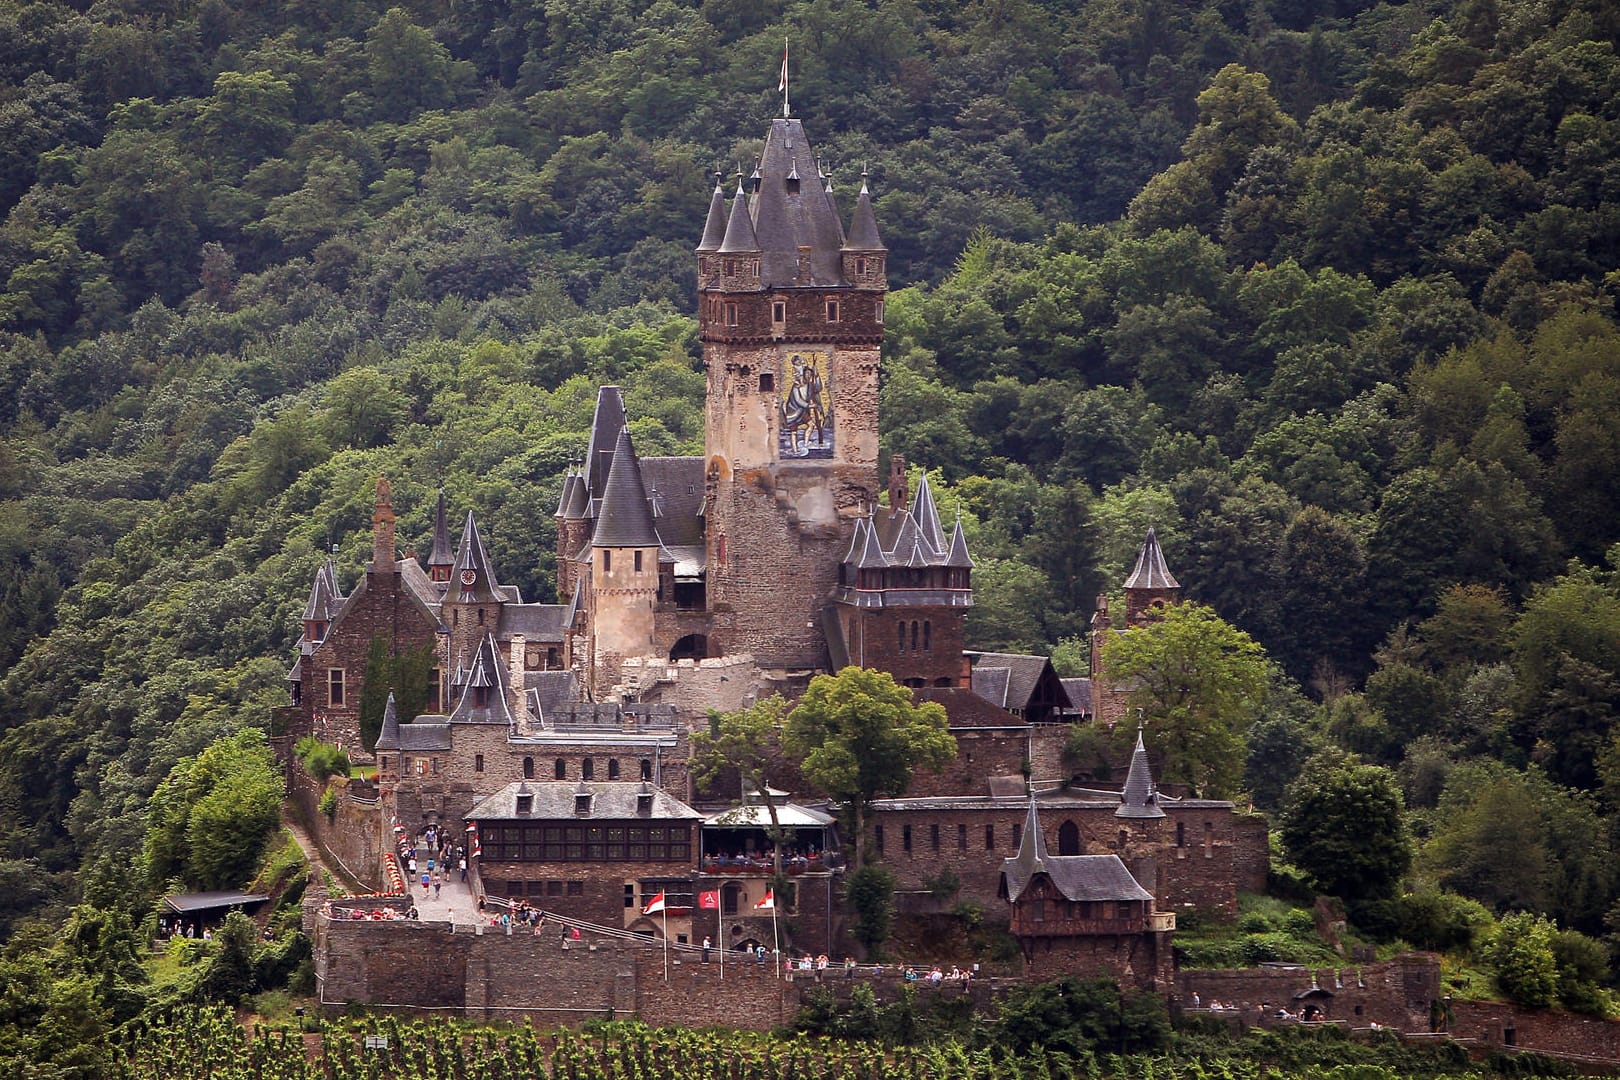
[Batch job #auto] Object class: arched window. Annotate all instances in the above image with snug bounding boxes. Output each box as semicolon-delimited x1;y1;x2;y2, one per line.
1058;820;1081;856
897;621;906;653
923;620;931;653
582;758;594;780
1117;828;1128;849
608;759;620;780
522;757;535;780
640;759;652;781
555;758;566;780
910;620;919;652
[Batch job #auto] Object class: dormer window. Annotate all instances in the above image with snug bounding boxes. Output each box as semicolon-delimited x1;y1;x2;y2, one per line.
637;793;654;815
516;794;533;815
575;793;592;816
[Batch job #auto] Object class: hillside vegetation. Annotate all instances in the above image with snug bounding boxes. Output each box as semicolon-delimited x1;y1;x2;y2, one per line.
3;0;1620;1067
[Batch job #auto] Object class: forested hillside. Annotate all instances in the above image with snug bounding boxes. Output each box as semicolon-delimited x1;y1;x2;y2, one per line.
3;0;1620;1063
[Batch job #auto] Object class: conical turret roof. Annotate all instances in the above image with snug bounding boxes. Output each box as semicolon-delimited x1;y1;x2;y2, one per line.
585;386;627;500
428;490;453;569
591;428;659;548
554;472;580;518
945;517;975;569
718;175;760;254
301;559;341;622
697;173;727;252
750;119;847;285
844;169;885;251
910;471;946;557
1002;789;1049;902
1124;527;1180;590
375;692;401;751
1117;726;1166;819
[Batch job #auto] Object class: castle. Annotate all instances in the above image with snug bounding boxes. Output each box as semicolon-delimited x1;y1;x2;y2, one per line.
286;115;1264;985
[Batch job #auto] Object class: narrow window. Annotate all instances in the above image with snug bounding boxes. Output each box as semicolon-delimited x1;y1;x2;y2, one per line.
958;824;967;851
634;550;642;572
453;609;459;626
475;754;484;773
772;301;786;323
856;257;867;275
923;620;931;654
874;825;884;853
875;301;885;324
640;759;652;781
825;299;840;322
625;884;635;909
1204;820;1214;858
1012;823;1022;849
555;758;566;780
583;758;594;780
725;302;739;326
1118;828;1128;849
477;607;485;625
910;620;919;652
328;669;344;706
1176;821;1185;847
608;759;620;780
930;824;940;852
431;758;440;775
897;620;906;653
902;825;912;852
985;824;995;850
523;756;535;780
603;550;612;572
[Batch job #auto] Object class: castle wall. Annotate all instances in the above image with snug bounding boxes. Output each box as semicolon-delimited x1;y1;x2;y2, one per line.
289;768;388;893
842;602;968;687
1021;931;1173;990
1178;954;1440;1031
478;851;697;930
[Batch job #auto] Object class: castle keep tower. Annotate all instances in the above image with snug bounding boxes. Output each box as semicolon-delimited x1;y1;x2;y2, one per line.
697;119;886;670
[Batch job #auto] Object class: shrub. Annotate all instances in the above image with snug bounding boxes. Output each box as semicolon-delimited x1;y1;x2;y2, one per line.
1484;912;1558;1008
318;786;338;823
1282;909;1317;938
1396;890;1493;953
295;737;351;782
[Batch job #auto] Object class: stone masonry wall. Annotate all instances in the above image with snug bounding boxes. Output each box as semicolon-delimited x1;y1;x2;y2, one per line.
1178;954;1440;1031
290;769;387;893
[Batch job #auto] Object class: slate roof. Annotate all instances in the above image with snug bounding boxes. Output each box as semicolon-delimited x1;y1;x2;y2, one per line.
524;670;580;716
718;175;759;254
447;634;514;726
1060;678;1093;714
1001;793;1153;904
966;652;1070;713
844;471;975;575
750;119;847;286
592;427;661;548
428;490;453;569
499;602;574;642
301;559;341;622
1124;527;1179;590
1117;727;1166;820
452;512;505;603
639;456;706;548
697;173;728;253
398;721;452;751
375;692;402;750
465;781;700;822
844;171;885;251
584;386;628;501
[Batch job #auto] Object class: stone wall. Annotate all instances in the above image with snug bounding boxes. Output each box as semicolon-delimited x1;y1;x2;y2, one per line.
1178;955;1440;1031
1452;998;1620;1061
290;768;387;893
1022;931;1173;991
478;852;697;929
622;654;766;719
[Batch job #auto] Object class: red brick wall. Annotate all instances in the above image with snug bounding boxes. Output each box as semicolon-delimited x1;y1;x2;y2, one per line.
844;603;968;687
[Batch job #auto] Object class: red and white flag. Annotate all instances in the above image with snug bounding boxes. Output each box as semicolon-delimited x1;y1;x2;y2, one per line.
778;42;788;93
642;891;667;915
698;889;720;910
754;890;775;910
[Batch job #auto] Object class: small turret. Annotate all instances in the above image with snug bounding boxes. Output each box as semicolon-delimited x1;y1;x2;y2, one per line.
842;168;887;288
1117;725;1166;820
1123;527;1180;625
427;488;453;582
696;172;727;254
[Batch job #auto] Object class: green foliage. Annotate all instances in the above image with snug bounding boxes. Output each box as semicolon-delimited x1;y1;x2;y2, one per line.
293;737;350;783
996;977;1170;1057
1484;912;1560;1008
1396;890;1495;954
144;729;283;890
317;785;338;824
844;865;895;955
1280;750;1411;904
1101;602;1270;796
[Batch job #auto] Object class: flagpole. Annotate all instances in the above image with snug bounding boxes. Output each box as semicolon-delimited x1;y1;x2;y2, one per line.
772;900;780;978
781;36;790;119
662;906;669;982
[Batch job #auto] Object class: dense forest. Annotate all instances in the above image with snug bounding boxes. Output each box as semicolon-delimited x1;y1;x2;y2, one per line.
3;0;1620;1068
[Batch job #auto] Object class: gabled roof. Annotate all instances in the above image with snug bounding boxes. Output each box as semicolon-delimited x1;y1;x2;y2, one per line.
301;559;341;622
592;427;660;548
844;170;885;252
1124;527;1179;590
451;511;504;603
498;602;574;642
966;652;1070;713
428;490;453;569
584;386;628;501
1117;727;1166;820
639;456;706;549
448;634;514;726
697;173;728;253
1060;677;1092;714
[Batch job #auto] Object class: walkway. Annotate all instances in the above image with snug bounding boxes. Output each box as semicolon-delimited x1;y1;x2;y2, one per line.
408;865;482;926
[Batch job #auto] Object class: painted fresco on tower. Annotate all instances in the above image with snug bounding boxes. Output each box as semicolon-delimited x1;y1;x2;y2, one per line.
778;348;833;459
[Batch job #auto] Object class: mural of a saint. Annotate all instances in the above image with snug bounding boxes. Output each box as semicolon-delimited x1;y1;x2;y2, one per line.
779;351;832;459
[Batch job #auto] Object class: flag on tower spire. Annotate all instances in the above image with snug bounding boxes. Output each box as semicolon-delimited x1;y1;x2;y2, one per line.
779;38;790;117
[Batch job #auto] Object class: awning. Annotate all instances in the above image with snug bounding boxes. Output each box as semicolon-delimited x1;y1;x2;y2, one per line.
162;891;270;915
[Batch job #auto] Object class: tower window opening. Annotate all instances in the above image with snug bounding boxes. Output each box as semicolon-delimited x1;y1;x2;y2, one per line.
911;620;919;652
603;550;612;572
634;550;642;572
876;301;885;323
555;758;566;779
772;301;785;324
897;621;906;653
583;758;594;780
760;372;775;392
725;302;739;326
523;756;535;780
825;299;840;322
923;620;931;654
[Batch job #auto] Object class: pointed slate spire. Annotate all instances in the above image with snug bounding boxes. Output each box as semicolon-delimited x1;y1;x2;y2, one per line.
697;172;728;252
584;386;628;501
564;468;591;519
910;470;946;557
749;119;846;284
592;427;659;548
945;515;975;569
718;174;760;254
301;559;340;622
1002;787;1049;902
844;168;885;252
852;515;890;569
375;692;401;751
1117;724;1166;819
1123;527;1180;590
428;489;453;574
554;470;580;518
453;511;503;602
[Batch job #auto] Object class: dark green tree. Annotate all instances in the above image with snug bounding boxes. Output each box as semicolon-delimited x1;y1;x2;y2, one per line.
1280;750;1411;903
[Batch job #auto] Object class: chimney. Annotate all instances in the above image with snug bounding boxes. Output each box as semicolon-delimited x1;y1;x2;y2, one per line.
888;455;908;513
372;475;396;573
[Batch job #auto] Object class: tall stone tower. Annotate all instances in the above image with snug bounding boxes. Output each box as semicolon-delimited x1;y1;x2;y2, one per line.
696;118;886;670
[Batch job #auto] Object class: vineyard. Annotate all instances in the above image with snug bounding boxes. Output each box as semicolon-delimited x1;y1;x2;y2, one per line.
109;1007;1514;1080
